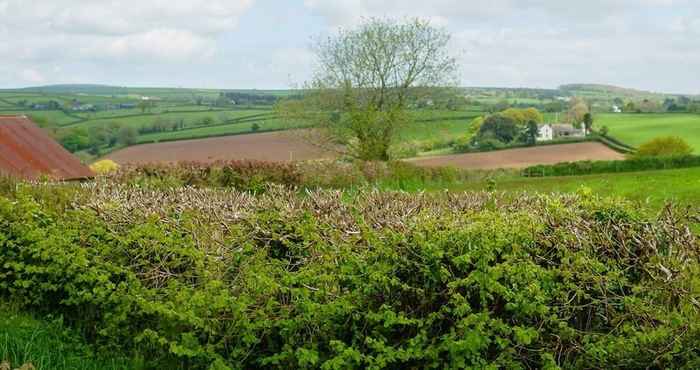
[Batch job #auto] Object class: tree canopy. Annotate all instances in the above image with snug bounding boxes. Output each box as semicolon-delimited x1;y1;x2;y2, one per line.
278;17;458;160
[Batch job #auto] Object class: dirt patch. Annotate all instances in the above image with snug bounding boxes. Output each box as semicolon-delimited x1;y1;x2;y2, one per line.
106;132;335;164
410;142;625;170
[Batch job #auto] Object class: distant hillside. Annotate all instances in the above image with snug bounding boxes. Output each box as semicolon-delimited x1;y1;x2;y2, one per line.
15;84;129;95
559;84;670;99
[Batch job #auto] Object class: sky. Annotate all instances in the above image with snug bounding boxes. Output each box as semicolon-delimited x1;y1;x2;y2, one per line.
0;0;698;94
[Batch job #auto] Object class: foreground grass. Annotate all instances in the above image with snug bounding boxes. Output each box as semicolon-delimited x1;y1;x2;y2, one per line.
0;309;139;370
427;166;700;210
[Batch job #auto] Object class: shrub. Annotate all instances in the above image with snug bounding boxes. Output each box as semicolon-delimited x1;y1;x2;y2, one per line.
477;137;506;151
636;136;693;157
1;185;699;369
90;160;120;175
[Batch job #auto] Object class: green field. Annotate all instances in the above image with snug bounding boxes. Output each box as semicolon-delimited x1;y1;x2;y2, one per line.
4;110;80;125
598;113;700;151
73;109;272;129
137;117;286;143
432;166;700;211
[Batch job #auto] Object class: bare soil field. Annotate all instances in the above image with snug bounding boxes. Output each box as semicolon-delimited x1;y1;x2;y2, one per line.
106;132;334;164
410;142;625;170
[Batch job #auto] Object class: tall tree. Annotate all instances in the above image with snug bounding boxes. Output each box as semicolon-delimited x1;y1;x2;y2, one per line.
583;113;594;134
478;114;519;143
525;120;539;146
278;18;458;161
566;97;589;126
117;126;138;146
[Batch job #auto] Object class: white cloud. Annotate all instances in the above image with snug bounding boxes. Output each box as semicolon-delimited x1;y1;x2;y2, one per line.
0;0;253;63
303;0;688;26
20;68;45;84
0;1;698;93
303;0;700;94
96;29;216;62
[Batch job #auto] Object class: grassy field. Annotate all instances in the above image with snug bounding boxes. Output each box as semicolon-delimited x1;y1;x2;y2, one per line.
0;308;139;369
73;109;273;129
597;113;700;151
427;166;700;211
7;110;80;125
137;117;286;143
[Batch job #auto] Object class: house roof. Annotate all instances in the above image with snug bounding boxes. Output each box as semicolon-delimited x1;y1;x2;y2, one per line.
551;124;580;133
0;115;94;180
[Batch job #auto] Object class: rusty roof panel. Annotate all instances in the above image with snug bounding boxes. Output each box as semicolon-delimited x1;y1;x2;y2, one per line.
0;115;94;180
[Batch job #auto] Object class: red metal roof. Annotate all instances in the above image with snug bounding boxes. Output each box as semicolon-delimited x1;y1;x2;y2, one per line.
0;115;94;180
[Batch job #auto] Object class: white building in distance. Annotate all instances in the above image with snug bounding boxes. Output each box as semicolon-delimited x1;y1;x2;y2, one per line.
538;124;554;141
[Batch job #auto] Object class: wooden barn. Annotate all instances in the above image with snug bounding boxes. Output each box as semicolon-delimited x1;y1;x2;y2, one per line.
0;115;94;180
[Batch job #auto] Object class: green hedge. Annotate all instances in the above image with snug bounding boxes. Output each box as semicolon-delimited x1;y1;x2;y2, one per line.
597;134;636;153
1;185;699;369
522;155;700;177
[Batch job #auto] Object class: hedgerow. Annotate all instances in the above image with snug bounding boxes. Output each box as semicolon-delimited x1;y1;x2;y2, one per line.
109;160;471;191
0;184;699;369
523;155;700;177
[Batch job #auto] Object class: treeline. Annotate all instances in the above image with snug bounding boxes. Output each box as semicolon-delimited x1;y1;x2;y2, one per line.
54;123;138;155
220;92;279;105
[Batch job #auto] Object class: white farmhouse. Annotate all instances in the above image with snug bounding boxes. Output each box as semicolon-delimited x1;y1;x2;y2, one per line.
537;124;554;142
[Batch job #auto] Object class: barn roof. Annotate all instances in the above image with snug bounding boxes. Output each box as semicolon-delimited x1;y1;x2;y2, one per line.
0;115;94;180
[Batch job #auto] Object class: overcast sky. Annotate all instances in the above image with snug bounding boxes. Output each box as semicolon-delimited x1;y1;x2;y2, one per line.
0;0;698;93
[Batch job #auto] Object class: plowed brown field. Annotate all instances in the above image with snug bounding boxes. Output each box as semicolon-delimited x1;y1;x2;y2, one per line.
106;132;335;164
410;142;625;170
107;134;624;171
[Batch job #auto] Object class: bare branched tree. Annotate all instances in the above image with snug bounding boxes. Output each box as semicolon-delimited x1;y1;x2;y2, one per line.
278;18;458;161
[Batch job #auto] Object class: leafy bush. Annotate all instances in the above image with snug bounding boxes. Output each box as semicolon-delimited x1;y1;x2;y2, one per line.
636;136;693;157
523;155;700;177
1;185;699;369
476;137;506;151
90;160;120;175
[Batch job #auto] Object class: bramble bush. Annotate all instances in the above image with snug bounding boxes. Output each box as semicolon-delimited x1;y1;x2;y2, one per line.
1;183;699;369
108;160;472;191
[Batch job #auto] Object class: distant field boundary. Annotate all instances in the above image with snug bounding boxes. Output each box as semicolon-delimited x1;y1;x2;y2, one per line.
597;134;636;154
138;128;289;145
60;108;268;127
134;114;278;142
